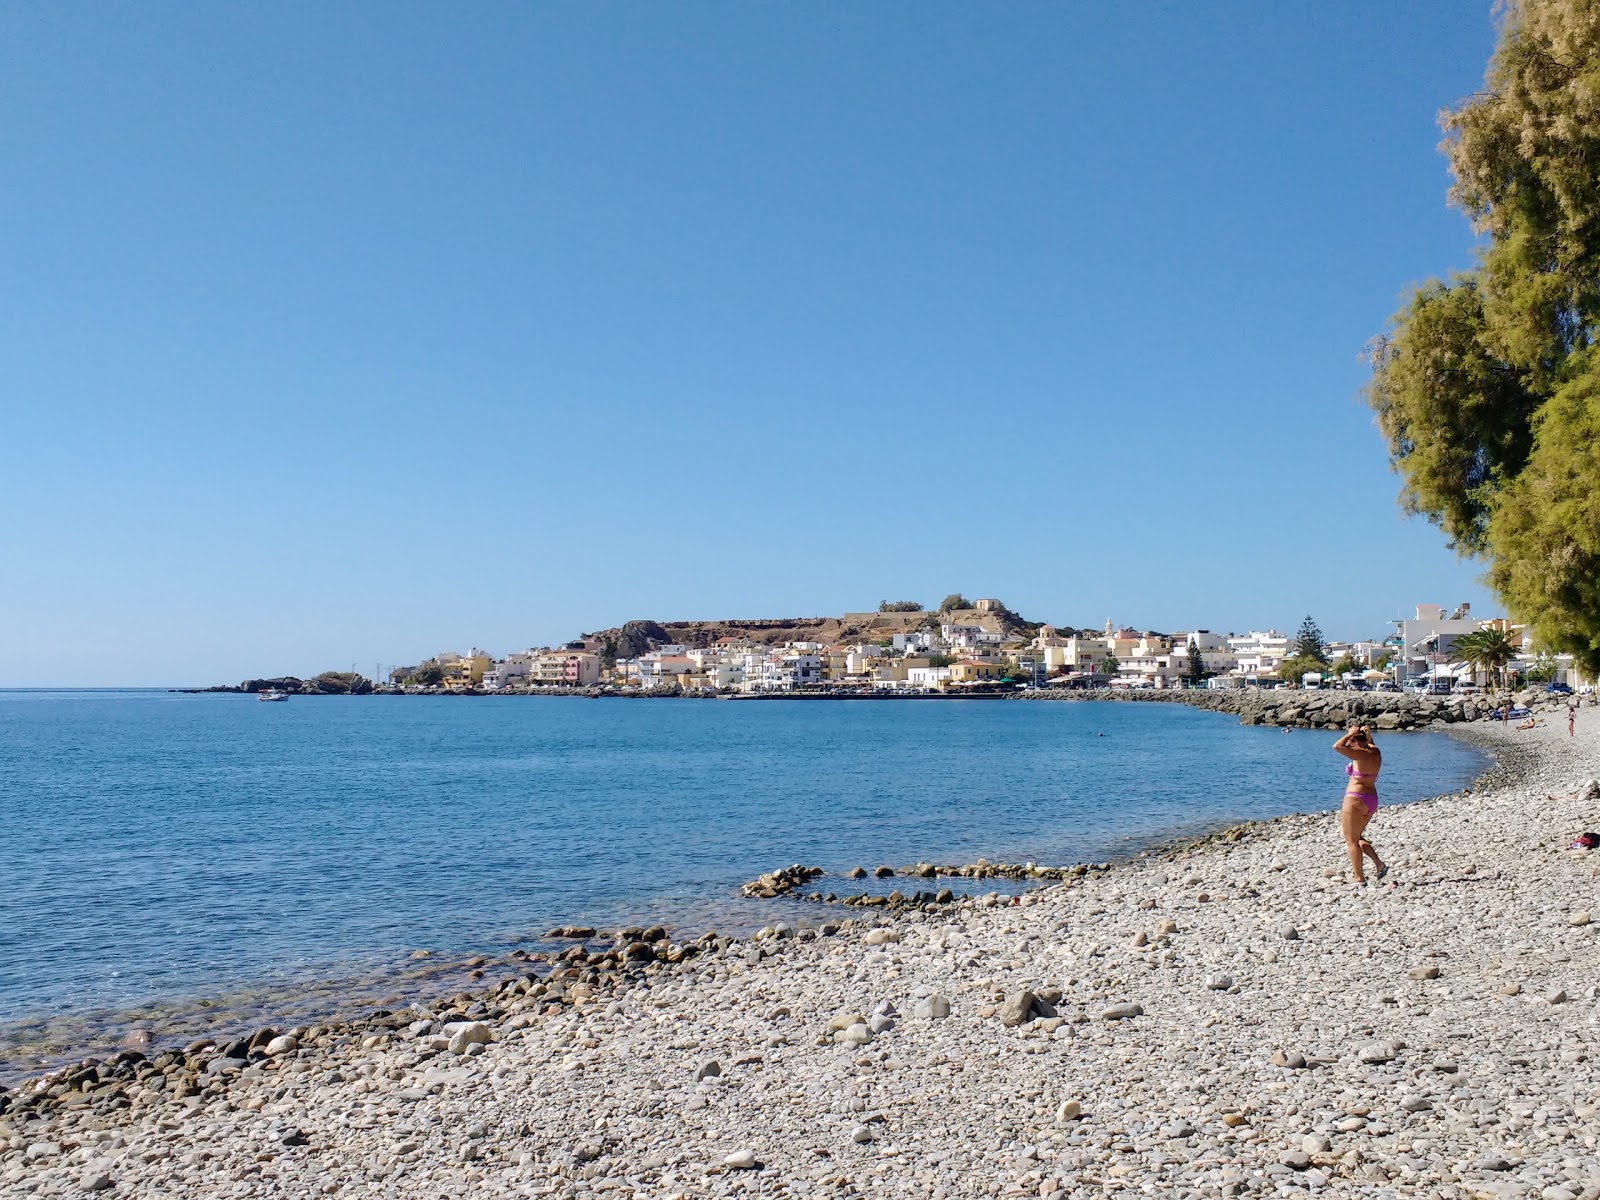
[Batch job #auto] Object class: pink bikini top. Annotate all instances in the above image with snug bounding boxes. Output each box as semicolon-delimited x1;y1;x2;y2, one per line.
1346;763;1376;781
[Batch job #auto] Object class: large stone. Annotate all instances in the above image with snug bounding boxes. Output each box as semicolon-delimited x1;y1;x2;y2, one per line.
1358;1041;1398;1064
446;1022;491;1054
997;990;1039;1026
913;994;951;1019
1101;1002;1143;1021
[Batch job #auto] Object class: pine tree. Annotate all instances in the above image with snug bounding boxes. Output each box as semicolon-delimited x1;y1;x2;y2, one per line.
1293;615;1326;662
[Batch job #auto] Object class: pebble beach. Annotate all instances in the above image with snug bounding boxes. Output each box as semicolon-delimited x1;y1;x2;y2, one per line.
6;710;1600;1200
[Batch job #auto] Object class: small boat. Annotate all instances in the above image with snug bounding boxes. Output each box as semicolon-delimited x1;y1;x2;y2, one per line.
258;689;289;702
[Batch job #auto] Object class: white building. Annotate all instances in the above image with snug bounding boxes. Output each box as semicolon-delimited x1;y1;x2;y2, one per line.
636;651;695;690
845;646;885;675
492;652;534;689
906;666;952;690
1227;631;1290;678
1180;630;1236;674
941;622;1002;650
740;649;821;692
1394;604;1483;683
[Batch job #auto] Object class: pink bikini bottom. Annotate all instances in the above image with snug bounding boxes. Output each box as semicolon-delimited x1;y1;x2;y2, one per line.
1346;791;1378;816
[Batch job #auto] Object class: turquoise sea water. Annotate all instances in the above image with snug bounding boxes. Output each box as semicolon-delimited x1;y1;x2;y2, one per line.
0;691;1488;1070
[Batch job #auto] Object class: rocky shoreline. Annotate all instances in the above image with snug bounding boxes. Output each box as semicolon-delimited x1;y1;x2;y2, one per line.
1022;684;1587;731
182;682;1588;732
6;715;1600;1199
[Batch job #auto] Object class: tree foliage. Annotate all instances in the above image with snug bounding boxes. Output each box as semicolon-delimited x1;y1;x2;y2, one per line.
1367;0;1600;675
1293;615;1326;662
1520;649;1559;681
1484;360;1600;667
1453;626;1521;687
1186;642;1206;682
1329;655;1359;680
938;594;970;613
1277;653;1330;683
878;600;924;613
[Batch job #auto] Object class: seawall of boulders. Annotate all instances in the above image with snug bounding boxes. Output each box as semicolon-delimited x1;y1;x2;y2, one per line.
1023;685;1584;731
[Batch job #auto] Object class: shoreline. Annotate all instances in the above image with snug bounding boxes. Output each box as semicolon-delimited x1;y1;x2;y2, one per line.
0;709;1491;1089
176;682;1589;732
7;719;1592;1197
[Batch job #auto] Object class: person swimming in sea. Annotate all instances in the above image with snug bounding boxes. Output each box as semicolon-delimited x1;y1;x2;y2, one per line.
1333;724;1387;885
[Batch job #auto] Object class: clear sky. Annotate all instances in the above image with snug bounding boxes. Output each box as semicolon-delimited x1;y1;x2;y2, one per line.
4;2;1506;687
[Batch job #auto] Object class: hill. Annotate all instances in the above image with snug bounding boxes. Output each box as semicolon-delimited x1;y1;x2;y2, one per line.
581;600;1060;658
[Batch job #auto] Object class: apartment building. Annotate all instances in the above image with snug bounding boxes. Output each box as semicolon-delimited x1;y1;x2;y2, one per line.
1226;631;1290;678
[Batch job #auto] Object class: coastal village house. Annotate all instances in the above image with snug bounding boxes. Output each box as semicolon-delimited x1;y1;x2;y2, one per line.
439;649;492;690
1226;631;1290;680
949;659;1003;684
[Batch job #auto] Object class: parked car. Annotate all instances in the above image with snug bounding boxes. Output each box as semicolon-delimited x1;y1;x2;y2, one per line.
1373;682;1401;692
1547;681;1573;694
1408;679;1452;695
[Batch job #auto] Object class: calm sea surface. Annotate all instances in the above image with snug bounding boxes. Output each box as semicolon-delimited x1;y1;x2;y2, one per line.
0;691;1488;1070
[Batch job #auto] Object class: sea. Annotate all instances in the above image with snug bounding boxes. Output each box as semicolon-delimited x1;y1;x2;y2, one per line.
0;689;1489;1076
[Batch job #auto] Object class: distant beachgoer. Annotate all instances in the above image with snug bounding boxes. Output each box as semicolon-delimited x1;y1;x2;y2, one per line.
1569;705;1576;738
1334;725;1387;885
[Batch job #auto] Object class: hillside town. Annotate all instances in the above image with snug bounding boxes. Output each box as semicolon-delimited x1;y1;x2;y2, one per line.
379;597;1590;696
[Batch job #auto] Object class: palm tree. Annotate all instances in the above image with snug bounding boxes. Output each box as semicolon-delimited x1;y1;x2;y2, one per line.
1454;628;1518;689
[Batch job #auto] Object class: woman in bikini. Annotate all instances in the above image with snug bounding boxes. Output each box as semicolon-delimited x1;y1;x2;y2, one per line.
1334;724;1387;885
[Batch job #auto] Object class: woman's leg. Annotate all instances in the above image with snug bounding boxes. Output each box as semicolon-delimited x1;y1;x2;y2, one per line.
1340;797;1371;882
1358;832;1385;874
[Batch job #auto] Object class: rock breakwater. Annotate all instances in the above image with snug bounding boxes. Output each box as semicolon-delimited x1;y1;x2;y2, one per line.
1027;684;1587;731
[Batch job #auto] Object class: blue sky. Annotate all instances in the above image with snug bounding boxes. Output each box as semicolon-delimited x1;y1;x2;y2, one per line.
4;3;1504;686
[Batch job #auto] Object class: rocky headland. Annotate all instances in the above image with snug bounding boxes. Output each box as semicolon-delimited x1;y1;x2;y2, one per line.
5;715;1600;1199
